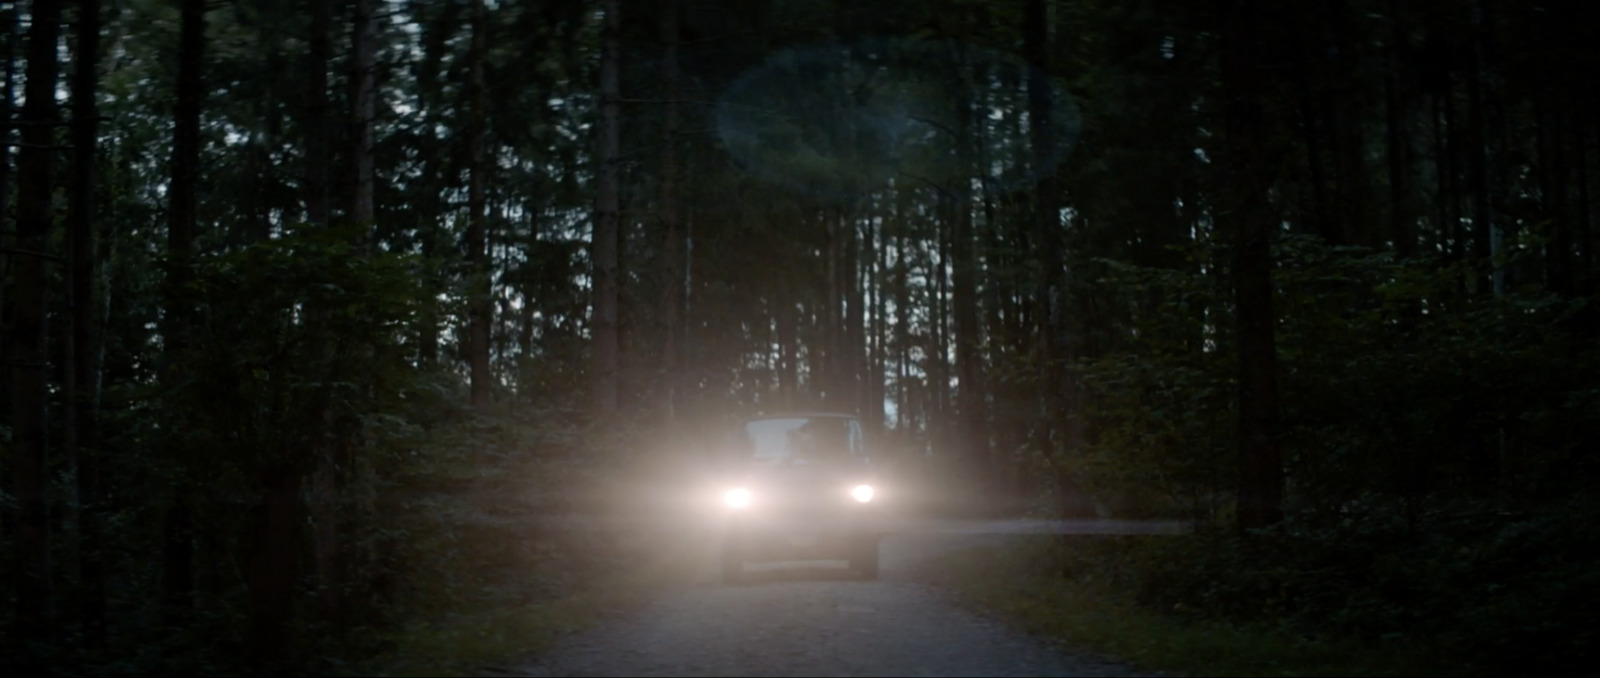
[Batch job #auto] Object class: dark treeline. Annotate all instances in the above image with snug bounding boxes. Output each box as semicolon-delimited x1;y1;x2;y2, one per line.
2;0;1597;673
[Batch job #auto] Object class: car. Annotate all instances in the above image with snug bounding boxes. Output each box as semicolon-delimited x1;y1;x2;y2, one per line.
710;412;885;584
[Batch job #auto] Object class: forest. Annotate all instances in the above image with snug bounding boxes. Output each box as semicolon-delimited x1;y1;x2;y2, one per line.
3;0;1598;674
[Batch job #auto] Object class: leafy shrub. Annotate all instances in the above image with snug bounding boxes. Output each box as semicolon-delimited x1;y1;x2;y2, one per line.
1099;499;1600;676
1078;235;1600;521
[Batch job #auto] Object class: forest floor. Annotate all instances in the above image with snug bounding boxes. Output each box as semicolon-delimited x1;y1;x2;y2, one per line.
497;520;1184;677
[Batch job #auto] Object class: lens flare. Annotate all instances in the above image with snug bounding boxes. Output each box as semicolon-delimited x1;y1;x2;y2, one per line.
851;484;875;503
722;487;752;509
715;38;1082;205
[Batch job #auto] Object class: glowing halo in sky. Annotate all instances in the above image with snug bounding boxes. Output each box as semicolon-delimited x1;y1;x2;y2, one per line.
715;36;1080;204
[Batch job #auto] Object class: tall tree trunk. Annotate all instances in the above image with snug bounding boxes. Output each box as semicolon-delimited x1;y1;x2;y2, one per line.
348;0;376;234
592;0;621;417
303;0;330;228
306;0;346;626
893;193;911;433
949;50;989;492
1385;0;1415;260
160;0;205;628
1218;0;1285;531
414;2;460;367
931;206;950;447
778;299;797;408
832;212;844;402
68;0;106;644
657;0;682;426
857;213;873;418
1576;114;1594;295
1434;85;1460;268
1542;102;1573;295
1327;9;1374;249
310;0;380;628
1292;15;1335;243
1465;1;1501;297
844;211;863;415
247;464;301;668
418;208;441;364
1025;0;1086;515
11;0;65;638
1439;80;1471;297
870;211;887;436
246;0;321;658
1002;97;1032;349
0;9;16;434
467;0;491;409
977;89;1006;359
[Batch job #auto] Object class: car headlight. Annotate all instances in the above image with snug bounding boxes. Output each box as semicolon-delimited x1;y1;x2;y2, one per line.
850;484;875;503
722;487;752;509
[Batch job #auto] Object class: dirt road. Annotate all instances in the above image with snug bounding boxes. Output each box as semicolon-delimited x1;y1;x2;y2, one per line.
510;520;1177;677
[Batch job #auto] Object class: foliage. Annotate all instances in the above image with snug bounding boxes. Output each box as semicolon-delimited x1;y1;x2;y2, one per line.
1075;234;1600;521
1116;499;1600;676
918;535;1432;677
1074;243;1237;520
927;519;1600;675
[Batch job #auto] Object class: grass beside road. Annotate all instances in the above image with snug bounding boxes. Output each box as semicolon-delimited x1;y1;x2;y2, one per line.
915;535;1439;677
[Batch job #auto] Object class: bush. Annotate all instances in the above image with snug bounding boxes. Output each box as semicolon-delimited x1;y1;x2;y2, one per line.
1109;499;1600;676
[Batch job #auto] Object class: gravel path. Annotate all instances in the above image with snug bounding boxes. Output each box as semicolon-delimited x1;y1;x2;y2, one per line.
511;521;1172;677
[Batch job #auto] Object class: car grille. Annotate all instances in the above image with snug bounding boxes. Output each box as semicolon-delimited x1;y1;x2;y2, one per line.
748;484;855;516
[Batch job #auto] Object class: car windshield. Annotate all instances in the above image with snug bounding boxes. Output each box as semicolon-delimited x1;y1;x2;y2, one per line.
733;416;864;464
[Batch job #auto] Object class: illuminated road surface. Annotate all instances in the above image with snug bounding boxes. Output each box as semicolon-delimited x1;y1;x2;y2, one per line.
510;520;1176;677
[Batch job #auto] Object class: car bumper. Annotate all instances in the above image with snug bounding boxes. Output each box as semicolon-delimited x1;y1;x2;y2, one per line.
722;506;884;531
719;509;883;560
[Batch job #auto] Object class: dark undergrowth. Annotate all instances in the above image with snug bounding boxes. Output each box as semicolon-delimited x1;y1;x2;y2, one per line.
0;408;712;677
919;498;1600;677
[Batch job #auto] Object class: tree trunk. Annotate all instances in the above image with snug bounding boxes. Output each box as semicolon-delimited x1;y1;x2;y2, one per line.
1465;1;1501;297
467;0;491;409
844;211;863;415
243;0;320;657
1292;15;1335;243
1576;113;1594;295
1385;0;1415;260
305;0;352;628
1542;102;1573;295
863;218;877;423
1434;85;1460;268
893;191;912;435
160;0;205;628
821;213;839;406
68;0;106;644
1328;14;1375;249
348;0;376;234
778;298;797;409
931;205;950;448
1218;0;1285;531
333;0;379;623
1025;0;1088;516
414;2;460;367
950;49;989;492
246;464;301;668
870;211;888;436
0;9;16;440
592;0;621;418
657;0;682;426
11;0;65;638
303;0;330;228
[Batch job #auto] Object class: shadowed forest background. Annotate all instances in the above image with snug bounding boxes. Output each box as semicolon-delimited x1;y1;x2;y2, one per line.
3;0;1599;674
